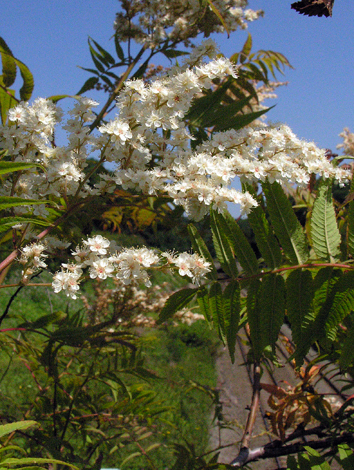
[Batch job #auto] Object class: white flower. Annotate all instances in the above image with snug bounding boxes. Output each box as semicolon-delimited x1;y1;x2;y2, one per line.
83;235;111;255
99;120;132;143
89;258;114;280
174;253;211;284
52;270;81;299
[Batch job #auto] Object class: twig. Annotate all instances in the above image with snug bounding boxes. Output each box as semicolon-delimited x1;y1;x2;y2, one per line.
89;43;149;132
231;362;261;467
231;433;354;466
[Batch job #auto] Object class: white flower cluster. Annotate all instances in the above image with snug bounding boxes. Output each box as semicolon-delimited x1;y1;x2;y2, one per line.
1;53;351;295
52;235;211;298
337;127;354;157
1;54;348;228
113;0;263;48
0;98;100;217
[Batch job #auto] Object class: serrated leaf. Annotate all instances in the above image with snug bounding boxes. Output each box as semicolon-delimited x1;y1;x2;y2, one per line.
259;274;285;350
0;421;38;438
340;325;354;370
120;452;144;466
223;280;241;362
209;281;225;341
210;209;238;278
263;181;308;265
186;79;231;127
0;216;49;233
247;205;282;269
187;224;217;280
286;270;314;349
0;85;16;125
162;49;190;59
286;455;300;470
47;94;75;103
89;37;115;65
199;95;253;129
197;286;212;324
157;287;198;324
76;77;99;95
214;106;273;132
303;446;331;469
114;33;125;61
311;180;340;262
239;33;252;63
347;178;354;257
222;211;259;275
0;37;16;87
13;57;34;101
247;279;262;360
324;271;354;340
206;0;230;36
0;161;45;175
1;458;77;469
88;40;106;72
0;197;51;210
132;58;150;80
293;268;342;364
338;444;354;470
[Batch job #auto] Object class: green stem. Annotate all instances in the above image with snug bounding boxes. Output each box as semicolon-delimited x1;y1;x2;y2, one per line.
89;43;149;132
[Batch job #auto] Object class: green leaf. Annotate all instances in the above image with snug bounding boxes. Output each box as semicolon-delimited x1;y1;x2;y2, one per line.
0;161;45;175
14;56;34;101
18;311;66;329
338;444;354;470
223;280;241;362
0;196;52;211
206;0;230;36
89;37;115;65
247;279;262;360
263;180;308;265
214;106;273;132
0;37;16;87
77;76;99;95
324;271;354;340
197;286;212;324
188;224;217;280
210;209;238;278
1;458;77;469
0;216;49;233
293;268;342;363
247;204;282;269
286;455;300;470
186;79;232;128
259;274;285;350
114;33;125;61
157;287;198;324
239;33;252;63
222;211;259;275
209;281;225;341
88;39;106;72
132;58;150;80
0;84;16;125
303;447;331;469
347;178;354;257
162;49;190;59
0;421;38;438
286;270;314;349
199;95;253;129
339;324;354;370
311;180;340;262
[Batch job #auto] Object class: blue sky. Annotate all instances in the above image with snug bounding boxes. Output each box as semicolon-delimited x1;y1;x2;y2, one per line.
2;0;354;154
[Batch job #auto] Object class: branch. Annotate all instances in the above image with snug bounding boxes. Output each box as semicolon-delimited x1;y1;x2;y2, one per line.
231;432;354;466
231;362;261;467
